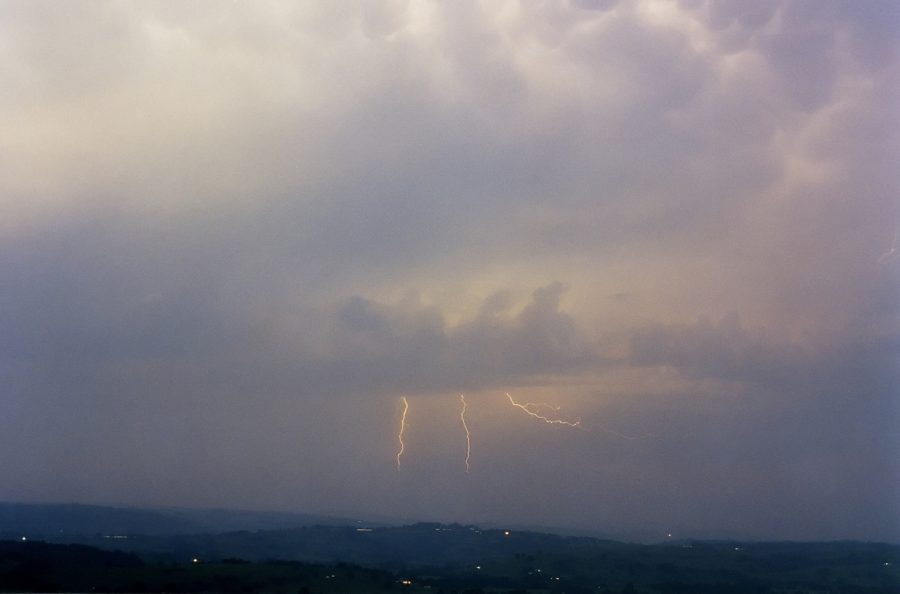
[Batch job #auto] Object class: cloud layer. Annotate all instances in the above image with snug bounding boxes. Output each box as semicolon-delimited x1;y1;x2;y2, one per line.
1;0;897;541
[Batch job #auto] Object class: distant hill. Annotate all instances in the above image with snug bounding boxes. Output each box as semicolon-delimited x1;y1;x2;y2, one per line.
3;529;898;593
0;540;400;593
155;506;368;533
2;503;899;594
54;522;583;566
0;502;363;538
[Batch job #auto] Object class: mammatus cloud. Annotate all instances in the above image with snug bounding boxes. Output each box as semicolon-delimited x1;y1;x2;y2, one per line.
0;0;897;541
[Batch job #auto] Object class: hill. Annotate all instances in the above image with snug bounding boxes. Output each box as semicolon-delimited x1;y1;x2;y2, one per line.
0;502;358;538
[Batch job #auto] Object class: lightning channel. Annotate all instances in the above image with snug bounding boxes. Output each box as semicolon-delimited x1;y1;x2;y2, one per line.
397;397;409;472
518;401;561;412
506;392;581;427
460;394;471;473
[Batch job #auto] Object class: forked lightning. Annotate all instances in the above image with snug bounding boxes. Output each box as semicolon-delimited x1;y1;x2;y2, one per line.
396;397;409;471
506;393;581;427
395;392;594;472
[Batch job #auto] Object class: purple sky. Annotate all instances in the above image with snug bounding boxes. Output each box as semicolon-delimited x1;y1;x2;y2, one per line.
1;0;898;542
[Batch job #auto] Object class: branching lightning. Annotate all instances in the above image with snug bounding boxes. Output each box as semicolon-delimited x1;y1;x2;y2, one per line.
504;392;654;440
391;391;652;471
460;394;471;473
397;397;409;472
506;393;581;427
517;401;561;412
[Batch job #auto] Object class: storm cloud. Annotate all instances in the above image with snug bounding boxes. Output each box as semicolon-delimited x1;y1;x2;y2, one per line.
0;0;897;541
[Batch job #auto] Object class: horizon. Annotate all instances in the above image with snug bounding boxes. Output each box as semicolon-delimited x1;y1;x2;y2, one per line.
3;499;899;546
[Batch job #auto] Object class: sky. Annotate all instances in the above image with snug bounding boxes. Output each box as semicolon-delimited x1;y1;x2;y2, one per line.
1;0;898;542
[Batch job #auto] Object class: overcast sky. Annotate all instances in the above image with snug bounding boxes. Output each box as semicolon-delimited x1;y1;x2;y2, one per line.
1;0;898;542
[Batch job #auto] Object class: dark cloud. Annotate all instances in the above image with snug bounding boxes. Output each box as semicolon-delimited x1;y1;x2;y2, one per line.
629;312;803;385
287;283;596;395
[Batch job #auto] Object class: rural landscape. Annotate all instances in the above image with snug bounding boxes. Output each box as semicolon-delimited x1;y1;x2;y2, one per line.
2;503;899;593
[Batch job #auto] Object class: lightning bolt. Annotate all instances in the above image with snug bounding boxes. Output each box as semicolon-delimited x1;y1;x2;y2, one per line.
397;397;409;471
517;401;561;412
506;392;581;427
460;394;471;473
505;392;655;439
